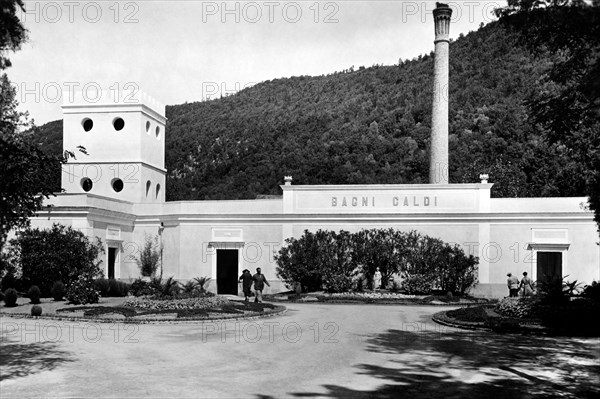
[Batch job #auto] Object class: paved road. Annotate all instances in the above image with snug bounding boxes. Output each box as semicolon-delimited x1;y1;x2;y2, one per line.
1;304;599;398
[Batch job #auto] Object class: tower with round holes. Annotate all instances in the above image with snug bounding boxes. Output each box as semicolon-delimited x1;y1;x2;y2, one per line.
61;90;166;203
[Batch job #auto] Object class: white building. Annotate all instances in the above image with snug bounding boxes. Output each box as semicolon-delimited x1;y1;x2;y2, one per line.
23;88;599;298
25;3;600;298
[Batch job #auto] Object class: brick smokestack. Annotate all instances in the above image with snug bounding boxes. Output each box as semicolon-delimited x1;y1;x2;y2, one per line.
429;2;452;184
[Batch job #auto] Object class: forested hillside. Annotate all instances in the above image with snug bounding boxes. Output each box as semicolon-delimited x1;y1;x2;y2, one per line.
32;19;587;201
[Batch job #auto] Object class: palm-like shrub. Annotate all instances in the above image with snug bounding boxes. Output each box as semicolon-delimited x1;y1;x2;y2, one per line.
193;276;211;293
182;280;197;294
537;275;581;305
150;276;180;298
582;281;600;301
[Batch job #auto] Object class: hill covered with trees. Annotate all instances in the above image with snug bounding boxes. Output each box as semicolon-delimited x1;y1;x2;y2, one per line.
32;19;588;201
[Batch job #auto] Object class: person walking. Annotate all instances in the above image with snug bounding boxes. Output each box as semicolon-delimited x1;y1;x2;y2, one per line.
239;269;253;302
520;271;534;297
252;267;270;303
507;273;520;297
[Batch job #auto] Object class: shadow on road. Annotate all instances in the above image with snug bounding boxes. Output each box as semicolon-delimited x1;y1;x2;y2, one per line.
0;336;74;381
287;328;600;399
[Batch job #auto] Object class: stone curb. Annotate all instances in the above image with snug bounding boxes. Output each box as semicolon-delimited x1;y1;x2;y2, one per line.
0;305;287;325
268;299;489;307
432;310;492;331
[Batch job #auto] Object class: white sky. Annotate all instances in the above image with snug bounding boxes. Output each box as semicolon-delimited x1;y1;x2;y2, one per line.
9;0;502;125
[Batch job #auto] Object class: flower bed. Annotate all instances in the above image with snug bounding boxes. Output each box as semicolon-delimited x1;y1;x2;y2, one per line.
266;291;488;305
53;299;281;321
326;292;417;300
122;295;230;311
495;297;538;318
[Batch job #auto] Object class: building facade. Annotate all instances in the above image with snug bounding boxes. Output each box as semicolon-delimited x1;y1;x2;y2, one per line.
25;88;599;298
25;3;600;298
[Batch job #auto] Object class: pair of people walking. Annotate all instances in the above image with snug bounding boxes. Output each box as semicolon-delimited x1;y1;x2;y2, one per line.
507;271;534;297
239;267;270;303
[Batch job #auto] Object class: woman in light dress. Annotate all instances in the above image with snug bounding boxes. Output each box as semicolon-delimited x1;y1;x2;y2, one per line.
373;267;382;290
520;271;534;297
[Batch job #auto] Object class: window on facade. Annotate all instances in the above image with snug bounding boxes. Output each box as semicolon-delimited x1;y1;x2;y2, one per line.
113;117;125;131
112;178;124;193
81;177;93;192
82;118;93;132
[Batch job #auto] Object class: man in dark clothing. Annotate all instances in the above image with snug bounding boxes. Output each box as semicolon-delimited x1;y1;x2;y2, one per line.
239;269;253;302
252;267;270;303
507;273;520;297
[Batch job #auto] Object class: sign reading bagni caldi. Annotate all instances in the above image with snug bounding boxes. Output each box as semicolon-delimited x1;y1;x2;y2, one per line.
289;187;481;213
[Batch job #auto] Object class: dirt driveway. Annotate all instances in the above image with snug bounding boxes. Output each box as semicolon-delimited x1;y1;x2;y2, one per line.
1;304;599;398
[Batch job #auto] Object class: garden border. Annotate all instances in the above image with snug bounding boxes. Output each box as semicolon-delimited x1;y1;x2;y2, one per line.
432;309;573;336
0;304;287;324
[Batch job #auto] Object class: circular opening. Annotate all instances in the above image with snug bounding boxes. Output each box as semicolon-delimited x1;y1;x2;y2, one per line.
146;121;151;134
82;118;93;132
145;180;151;197
111;178;124;193
156;183;161;199
80;177;93;192
113;117;125;131
155;126;160;139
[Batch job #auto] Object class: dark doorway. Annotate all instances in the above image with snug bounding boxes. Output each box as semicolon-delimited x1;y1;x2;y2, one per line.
537;251;562;282
108;247;117;279
217;249;238;295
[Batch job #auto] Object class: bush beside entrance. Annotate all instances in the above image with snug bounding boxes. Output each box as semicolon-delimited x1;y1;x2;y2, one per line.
275;229;478;294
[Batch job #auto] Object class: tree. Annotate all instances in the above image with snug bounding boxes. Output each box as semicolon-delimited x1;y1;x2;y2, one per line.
0;76;65;248
275;230;325;293
319;230;357;293
0;0;27;70
9;223;104;296
352;229;410;288
136;234;161;277
0;1;84;250
496;0;600;231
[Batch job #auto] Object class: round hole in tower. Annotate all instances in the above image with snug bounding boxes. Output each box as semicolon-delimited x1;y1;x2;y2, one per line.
82;118;93;132
80;177;93;192
155;126;160;139
111;178;124;193
113;117;125;131
146;121;151;134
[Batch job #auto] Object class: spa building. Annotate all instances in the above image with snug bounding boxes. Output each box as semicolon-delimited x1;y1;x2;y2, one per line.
26;4;599;298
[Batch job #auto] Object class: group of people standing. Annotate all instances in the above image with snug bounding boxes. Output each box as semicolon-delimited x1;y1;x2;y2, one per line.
507;272;535;297
239;267;270;303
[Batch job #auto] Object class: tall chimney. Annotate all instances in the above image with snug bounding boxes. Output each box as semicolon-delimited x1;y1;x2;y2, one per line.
429;2;452;184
